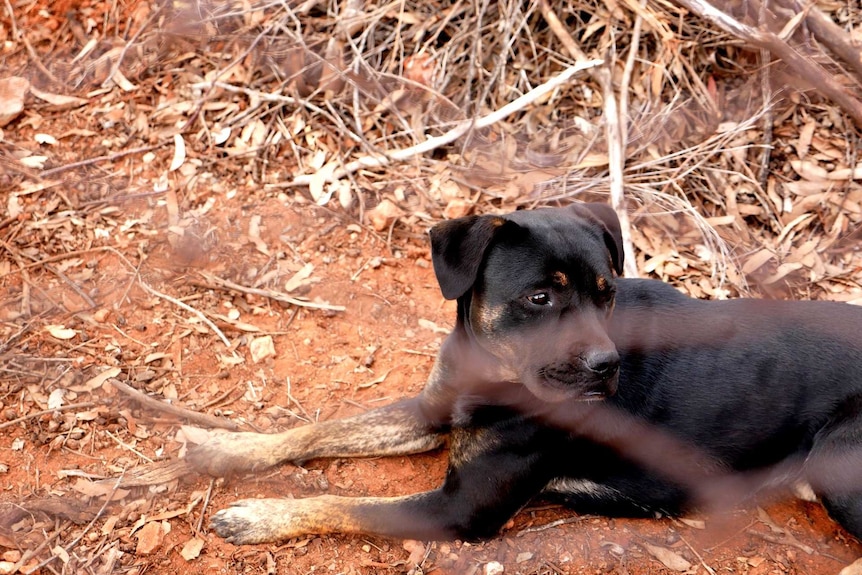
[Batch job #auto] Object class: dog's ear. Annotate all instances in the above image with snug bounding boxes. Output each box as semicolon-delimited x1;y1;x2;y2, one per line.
429;215;511;300
569;203;624;276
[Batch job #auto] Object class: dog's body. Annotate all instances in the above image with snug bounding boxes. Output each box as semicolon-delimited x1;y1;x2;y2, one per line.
190;204;862;544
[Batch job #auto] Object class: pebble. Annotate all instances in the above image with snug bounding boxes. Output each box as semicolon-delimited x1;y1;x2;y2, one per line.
483;561;504;575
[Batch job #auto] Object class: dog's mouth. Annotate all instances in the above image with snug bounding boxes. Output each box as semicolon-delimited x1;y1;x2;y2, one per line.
528;369;618;404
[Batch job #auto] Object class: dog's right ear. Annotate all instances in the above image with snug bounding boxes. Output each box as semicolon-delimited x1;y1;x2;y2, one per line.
429;215;509;300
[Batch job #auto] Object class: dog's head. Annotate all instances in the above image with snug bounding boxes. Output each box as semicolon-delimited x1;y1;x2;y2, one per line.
429;203;623;404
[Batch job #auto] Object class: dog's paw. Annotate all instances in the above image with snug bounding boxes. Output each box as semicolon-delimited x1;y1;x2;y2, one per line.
210;499;291;545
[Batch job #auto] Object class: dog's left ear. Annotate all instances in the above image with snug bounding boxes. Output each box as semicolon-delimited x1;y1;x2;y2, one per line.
569;203;624;276
429;215;511;300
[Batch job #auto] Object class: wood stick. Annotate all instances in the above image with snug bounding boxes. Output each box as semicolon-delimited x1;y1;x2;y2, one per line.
109;379;242;431
805;6;862;84
538;0;639;277
287;58;603;188
675;0;862;127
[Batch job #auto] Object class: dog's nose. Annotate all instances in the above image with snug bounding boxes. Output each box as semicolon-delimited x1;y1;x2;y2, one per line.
584;350;620;378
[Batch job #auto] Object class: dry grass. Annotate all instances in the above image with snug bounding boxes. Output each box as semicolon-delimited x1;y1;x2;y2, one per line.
5;0;861;297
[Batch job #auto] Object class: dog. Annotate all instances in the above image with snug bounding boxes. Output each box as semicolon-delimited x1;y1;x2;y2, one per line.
187;203;862;545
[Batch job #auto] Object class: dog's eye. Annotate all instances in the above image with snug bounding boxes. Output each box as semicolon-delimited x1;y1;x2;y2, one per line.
527;292;552;306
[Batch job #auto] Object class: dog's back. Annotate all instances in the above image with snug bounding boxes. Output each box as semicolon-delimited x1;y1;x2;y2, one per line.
611;277;862;471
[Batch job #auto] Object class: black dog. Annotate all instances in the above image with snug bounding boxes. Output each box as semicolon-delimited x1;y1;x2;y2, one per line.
188;203;862;544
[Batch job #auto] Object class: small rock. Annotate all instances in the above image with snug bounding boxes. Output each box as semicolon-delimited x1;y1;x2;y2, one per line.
135;521;165;555
516;551;533;563
483;561;504;575
180;537;205;561
249;335;276;363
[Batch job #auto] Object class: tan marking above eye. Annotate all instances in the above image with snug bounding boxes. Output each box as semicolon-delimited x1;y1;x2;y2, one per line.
596;276;608;291
552;271;569;287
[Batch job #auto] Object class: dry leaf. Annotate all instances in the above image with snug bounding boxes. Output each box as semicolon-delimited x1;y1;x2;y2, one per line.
742;249;775;275
641;542;692;572
6;194;22;218
29;85;88;109
81;367;122;391
34;133;57;145
51;545;70;565
47;388;65;410
790;160;829;181
309;161;338;204
20;155;49;169
46;325;78;340
177;425;211;445
678;517;706;529
443;199;472;219
284;263;315;292
70;478;129;500
170;133;186;171
403;540;426;566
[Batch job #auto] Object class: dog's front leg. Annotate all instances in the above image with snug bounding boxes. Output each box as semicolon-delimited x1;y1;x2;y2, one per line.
186;397;446;476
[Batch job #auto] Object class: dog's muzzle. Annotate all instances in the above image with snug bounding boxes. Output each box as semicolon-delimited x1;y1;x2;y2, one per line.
540;350;620;399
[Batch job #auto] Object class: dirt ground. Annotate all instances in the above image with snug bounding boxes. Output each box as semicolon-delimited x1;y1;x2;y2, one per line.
1;190;861;574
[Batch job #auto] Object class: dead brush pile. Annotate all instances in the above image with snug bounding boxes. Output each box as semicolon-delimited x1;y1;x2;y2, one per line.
2;0;862;297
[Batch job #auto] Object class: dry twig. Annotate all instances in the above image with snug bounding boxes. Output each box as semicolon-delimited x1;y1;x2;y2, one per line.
197;271;346;311
288;58;603;188
109;379;243;431
537;0;638;277
675;0;862;127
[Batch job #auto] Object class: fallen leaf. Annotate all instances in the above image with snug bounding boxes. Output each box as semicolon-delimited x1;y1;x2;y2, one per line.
70;478;129;500
403;540;426;566
284;263;315;292
29;85;88;109
34;133;57;145
367;199;402;232
46;325;77;340
177;426;211;445
51;546;69;565
47;388;65;410
169;133;186;171
80;367;122;391
678;517;706;529
642;542;692;572
309;161;338;204
20;155;49;169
